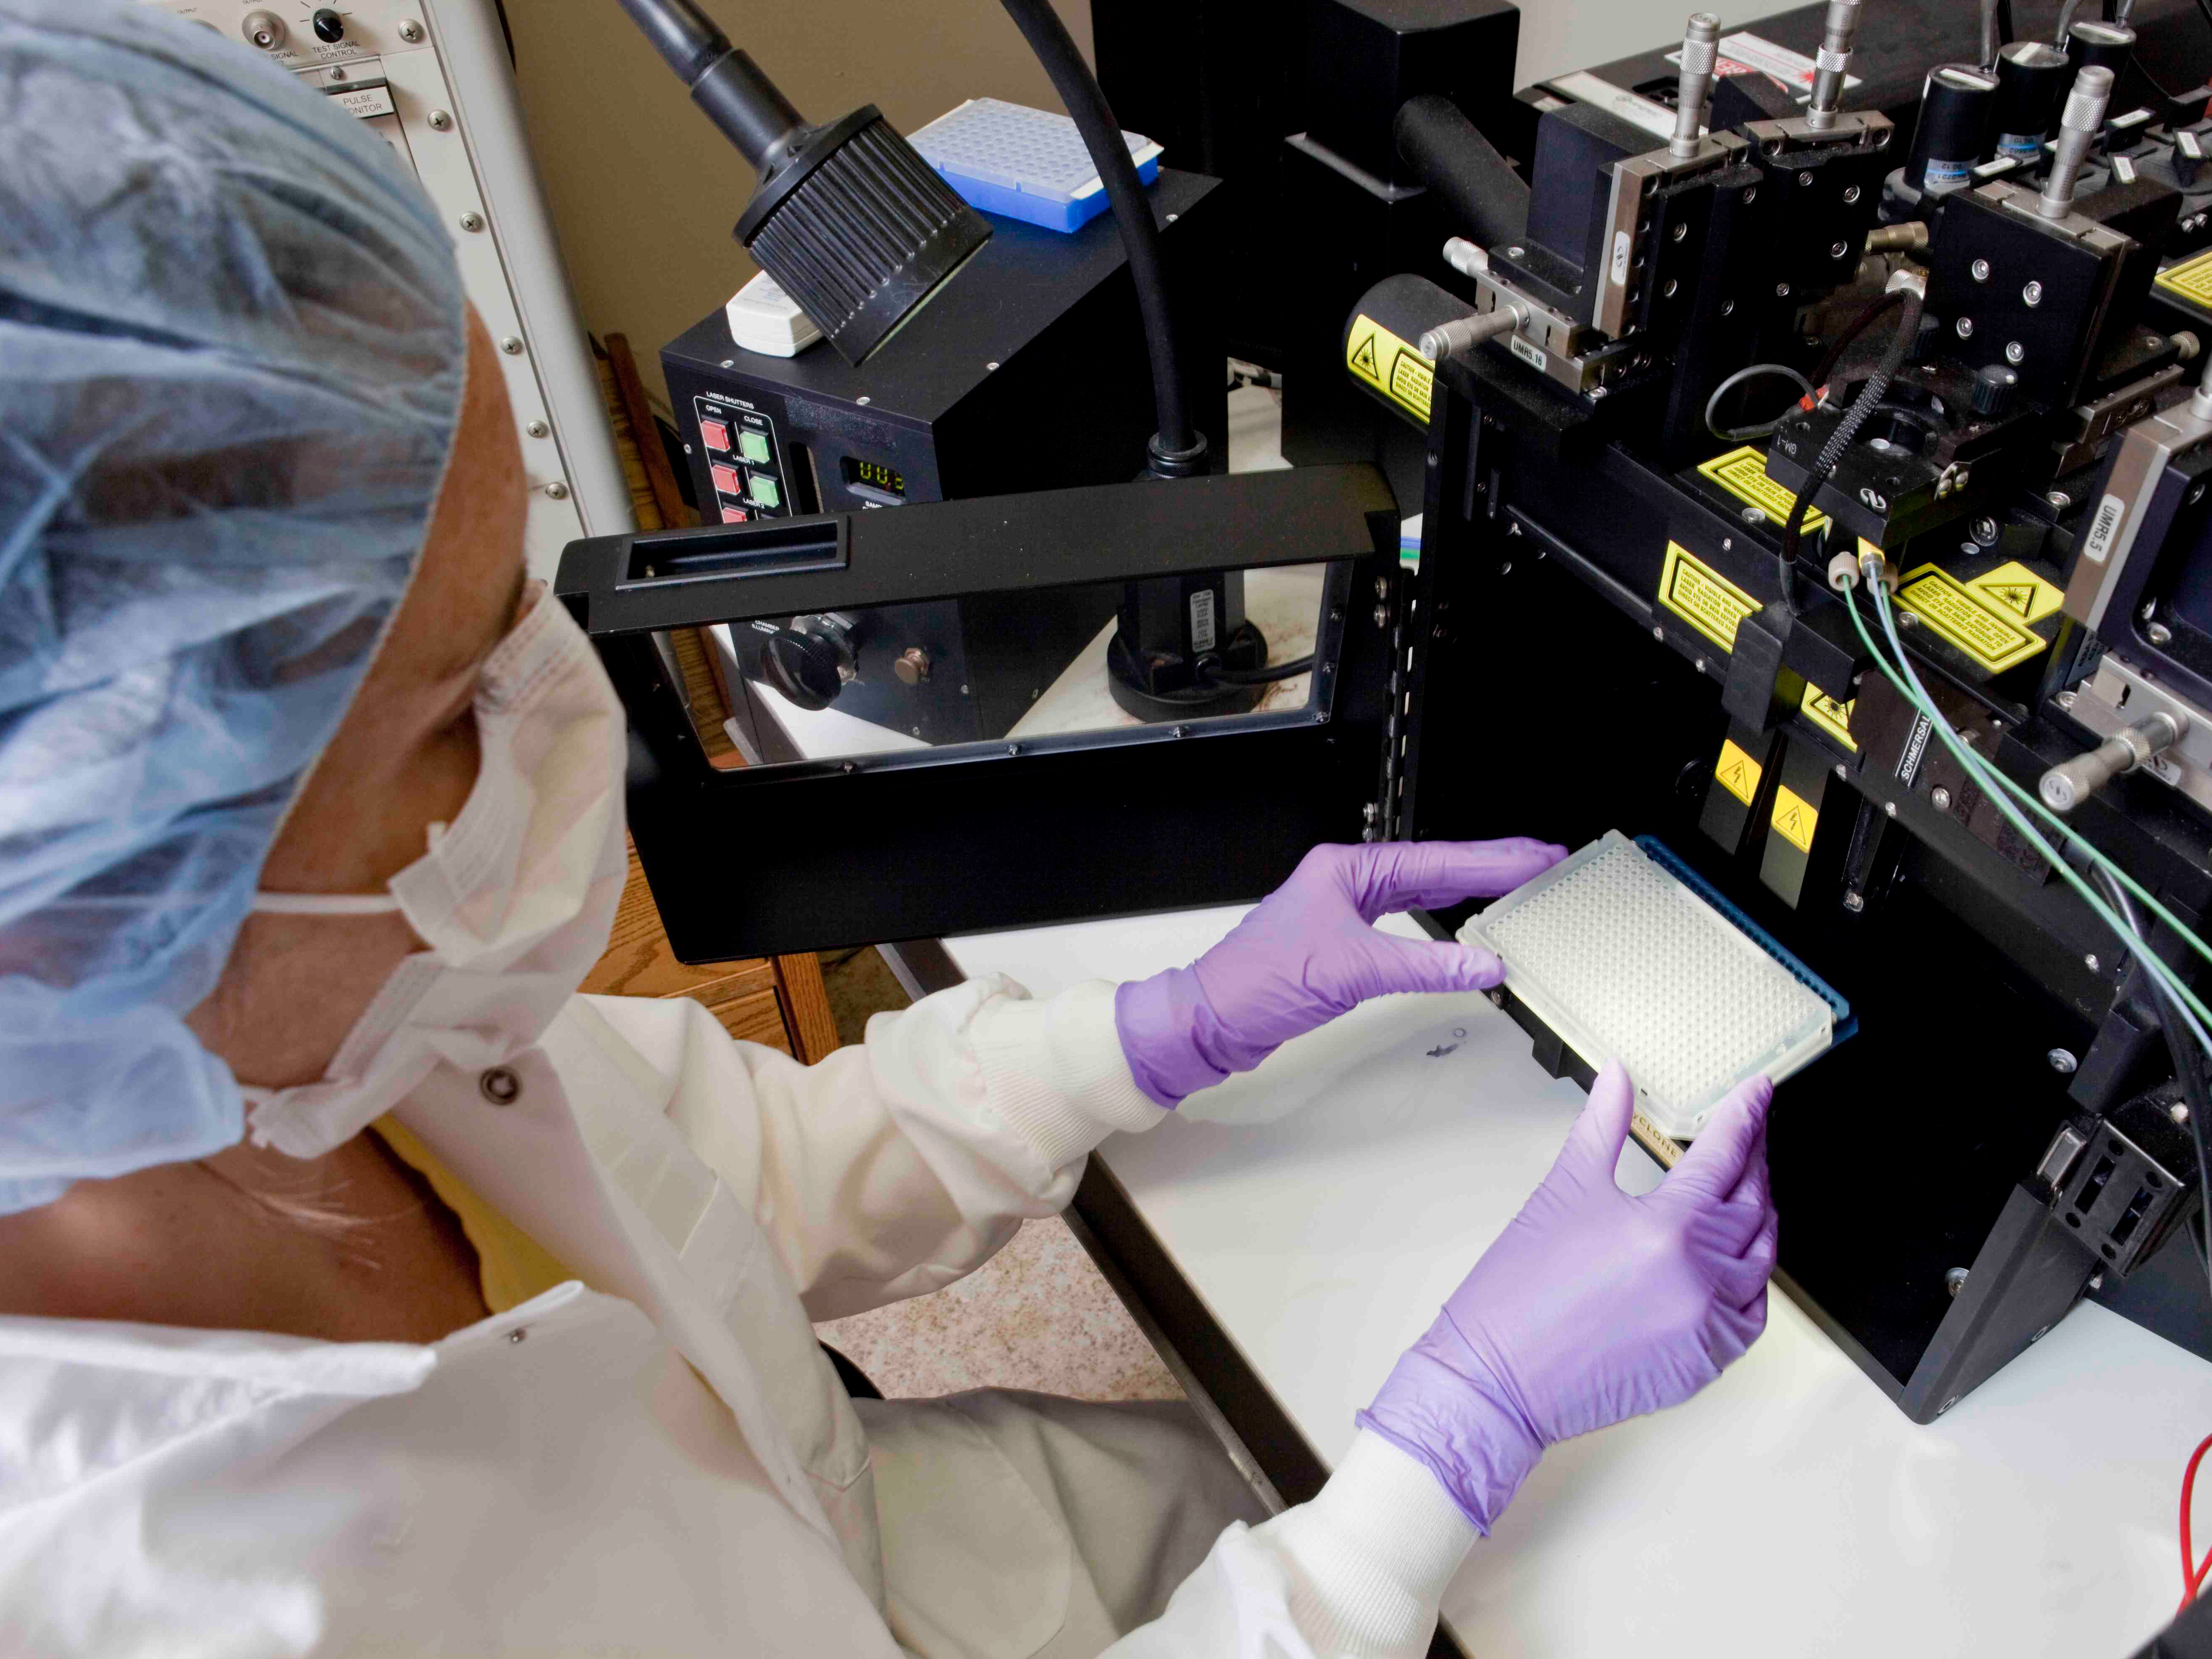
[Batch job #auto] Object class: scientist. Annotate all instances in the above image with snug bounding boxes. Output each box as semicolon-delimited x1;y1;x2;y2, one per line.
0;7;1778;1657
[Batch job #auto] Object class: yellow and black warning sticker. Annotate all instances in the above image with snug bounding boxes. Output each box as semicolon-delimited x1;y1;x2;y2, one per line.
1697;445;1829;536
1347;315;1433;423
1801;684;1857;751
2157;247;2212;310
1966;559;2066;626
1714;737;1764;805
1771;784;1820;854
1659;541;1761;651
1897;563;2049;672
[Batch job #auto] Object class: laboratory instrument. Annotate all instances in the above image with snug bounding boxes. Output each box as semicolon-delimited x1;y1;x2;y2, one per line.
570;0;2212;1460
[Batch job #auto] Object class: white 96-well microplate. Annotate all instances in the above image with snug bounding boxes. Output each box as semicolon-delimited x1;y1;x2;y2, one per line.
1459;831;1839;1139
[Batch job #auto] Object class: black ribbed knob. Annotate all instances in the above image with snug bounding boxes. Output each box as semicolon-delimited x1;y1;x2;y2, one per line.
1971;363;2020;416
736;107;992;366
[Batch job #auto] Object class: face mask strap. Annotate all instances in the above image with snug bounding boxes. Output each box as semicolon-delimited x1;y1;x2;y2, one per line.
252;891;406;917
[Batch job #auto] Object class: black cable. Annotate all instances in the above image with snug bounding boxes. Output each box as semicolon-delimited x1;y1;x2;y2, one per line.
1778;288;1924;614
1811;288;1906;392
1198;653;1315;685
1999;0;2016;46
997;0;1198;471
2092;864;2212;1307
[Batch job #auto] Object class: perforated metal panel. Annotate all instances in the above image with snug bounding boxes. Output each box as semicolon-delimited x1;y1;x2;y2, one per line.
1462;831;1834;1138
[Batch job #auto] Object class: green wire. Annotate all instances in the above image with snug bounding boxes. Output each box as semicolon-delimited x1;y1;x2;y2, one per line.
1848;590;2212;981
1841;575;2212;1040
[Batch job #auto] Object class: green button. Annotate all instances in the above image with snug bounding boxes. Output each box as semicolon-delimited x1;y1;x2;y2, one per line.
738;430;772;464
747;473;780;508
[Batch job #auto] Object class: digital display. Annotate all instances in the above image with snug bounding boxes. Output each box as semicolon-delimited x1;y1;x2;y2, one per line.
842;456;906;498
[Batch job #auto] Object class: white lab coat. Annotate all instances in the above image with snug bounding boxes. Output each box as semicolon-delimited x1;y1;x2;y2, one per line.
0;977;1474;1658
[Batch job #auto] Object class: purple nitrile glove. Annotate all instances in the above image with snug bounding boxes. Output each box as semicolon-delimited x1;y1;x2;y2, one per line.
1357;1062;1778;1533
1114;838;1567;1108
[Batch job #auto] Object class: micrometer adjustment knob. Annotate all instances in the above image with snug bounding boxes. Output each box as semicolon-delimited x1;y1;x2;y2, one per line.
2039;710;2185;810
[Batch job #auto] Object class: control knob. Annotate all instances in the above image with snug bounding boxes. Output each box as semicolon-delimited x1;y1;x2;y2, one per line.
312;9;346;43
761;613;859;711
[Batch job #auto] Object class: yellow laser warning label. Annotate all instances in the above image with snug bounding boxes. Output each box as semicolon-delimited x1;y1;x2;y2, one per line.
1698;445;1829;536
2157;247;2212;308
1967;559;2066;625
1772;785;1819;854
1659;541;1761;651
1898;564;2049;672
1347;315;1433;423
1715;738;1763;805
1801;684;1858;751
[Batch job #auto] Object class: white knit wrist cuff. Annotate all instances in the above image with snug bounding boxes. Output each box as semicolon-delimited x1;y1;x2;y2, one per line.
970;979;1165;1169
1263;1430;1478;1659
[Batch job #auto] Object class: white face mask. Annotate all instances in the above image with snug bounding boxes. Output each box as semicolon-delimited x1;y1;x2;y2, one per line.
240;590;628;1161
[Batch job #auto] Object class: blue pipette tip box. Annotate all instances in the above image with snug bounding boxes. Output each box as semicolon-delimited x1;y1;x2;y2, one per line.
908;97;1164;233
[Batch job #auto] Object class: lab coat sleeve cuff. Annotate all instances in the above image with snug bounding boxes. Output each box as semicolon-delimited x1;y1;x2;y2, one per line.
968;978;1167;1171
1260;1429;1478;1659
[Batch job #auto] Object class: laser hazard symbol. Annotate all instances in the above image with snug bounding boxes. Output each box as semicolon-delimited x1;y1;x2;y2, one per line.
1346;315;1434;423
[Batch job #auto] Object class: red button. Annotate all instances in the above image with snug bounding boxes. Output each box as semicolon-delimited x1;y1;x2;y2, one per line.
710;464;740;495
721;506;749;523
700;420;730;451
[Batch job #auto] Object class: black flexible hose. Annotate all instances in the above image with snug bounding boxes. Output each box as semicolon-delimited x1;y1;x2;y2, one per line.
1393;95;1531;251
2092;864;2212;1307
1778;288;1924;613
997;0;1199;470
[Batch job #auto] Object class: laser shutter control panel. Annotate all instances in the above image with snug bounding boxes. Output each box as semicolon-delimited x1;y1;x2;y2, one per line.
139;0;633;576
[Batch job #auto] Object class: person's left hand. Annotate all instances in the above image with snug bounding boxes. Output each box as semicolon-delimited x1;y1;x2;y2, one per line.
1114;838;1567;1107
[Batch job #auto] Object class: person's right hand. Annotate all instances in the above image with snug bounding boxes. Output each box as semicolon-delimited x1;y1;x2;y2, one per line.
1357;1062;1777;1533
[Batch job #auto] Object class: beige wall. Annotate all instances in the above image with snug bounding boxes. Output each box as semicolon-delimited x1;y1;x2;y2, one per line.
504;0;1093;405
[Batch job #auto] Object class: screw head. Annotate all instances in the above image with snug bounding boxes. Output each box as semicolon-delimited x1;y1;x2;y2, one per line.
2004;341;2025;364
544;480;569;500
1721;297;1735;315
1883;801;1899;817
1672;222;1689;241
1663;278;1678;297
479;1066;521;1105
397;18;425;41
2048;490;2072;509
720;359;734;369
499;335;523;355
985;361;999;372
1835;763;1848;779
427;109;453;131
1972;258;1991;282
459;211;485;233
2057;689;2077;710
1945;1267;1971;1297
1842;890;1866;911
1931;786;1953;810
1971;516;1999;545
2023;281;2043;306
1799;171;1814;186
1653;624;1666;641
2149;620;2175;645
2048;1048;2079;1074
1742;506;1767;525
2086;953;2102;972
1776;282;1792;297
525;419;549;438
1844;184;1863;203
1956;316;1976;338
857;395;872;406
1831;239;1849;258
